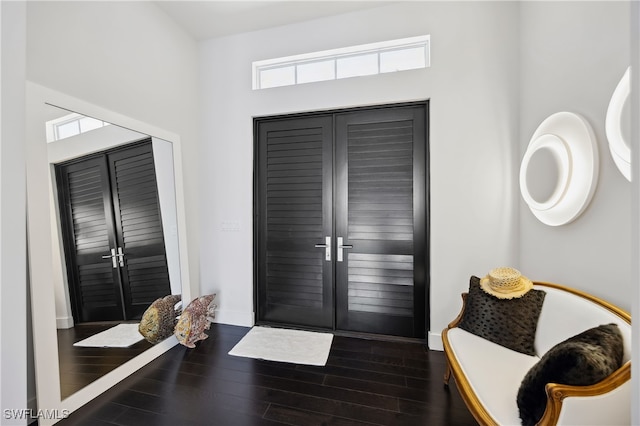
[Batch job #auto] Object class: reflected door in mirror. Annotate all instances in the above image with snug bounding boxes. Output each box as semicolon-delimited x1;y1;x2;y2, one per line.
56;139;171;322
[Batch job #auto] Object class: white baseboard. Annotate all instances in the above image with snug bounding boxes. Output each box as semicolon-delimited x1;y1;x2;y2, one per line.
212;313;444;350
212;309;254;328
428;331;443;351
56;316;73;329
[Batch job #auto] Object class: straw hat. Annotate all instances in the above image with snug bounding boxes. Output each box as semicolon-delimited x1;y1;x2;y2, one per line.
480;267;533;299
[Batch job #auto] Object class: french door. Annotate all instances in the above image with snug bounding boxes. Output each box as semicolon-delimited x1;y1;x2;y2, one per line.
255;103;428;338
56;140;172;323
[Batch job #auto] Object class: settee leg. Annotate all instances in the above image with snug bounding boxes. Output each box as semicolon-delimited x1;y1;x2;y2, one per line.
443;360;451;387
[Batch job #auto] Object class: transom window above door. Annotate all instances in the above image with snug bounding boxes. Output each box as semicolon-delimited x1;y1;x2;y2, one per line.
252;35;431;90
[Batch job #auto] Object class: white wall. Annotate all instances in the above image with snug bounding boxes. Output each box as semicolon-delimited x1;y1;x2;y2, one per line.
26;1;201;300
1;2;27;424
519;2;632;311
199;1;521;345
629;2;638;423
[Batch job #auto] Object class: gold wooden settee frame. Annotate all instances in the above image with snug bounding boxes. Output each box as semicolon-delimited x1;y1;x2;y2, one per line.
441;281;631;426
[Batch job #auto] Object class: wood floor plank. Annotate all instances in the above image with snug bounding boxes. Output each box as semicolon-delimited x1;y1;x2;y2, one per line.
326;354;431;379
256;374;400;411
323;375;429;402
130;377;271;417
57;324;477;426
263;404;375;426
328;348;407;366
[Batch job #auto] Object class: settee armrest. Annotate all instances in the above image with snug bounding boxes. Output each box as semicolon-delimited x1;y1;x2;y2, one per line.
442;291;504;425
442;326;502;425
442;292;468;386
446;292;468;329
538;362;631;425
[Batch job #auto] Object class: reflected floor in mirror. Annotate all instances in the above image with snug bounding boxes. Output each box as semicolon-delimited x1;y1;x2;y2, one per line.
58;323;152;399
56;324;476;425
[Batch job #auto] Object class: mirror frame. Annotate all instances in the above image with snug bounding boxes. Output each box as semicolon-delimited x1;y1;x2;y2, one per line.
26;82;192;425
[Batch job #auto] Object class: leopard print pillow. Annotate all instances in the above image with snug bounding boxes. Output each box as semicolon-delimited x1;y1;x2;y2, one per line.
458;276;546;355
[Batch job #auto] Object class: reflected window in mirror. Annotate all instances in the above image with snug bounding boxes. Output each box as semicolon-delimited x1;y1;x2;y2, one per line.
46;111;111;143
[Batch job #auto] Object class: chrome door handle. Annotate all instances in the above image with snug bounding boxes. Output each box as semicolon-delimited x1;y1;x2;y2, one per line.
314;236;331;261
337;237;353;262
116;247;125;267
102;248;117;269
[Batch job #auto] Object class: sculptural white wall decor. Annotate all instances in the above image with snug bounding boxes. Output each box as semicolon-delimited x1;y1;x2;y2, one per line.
605;66;631;181
520;112;599;226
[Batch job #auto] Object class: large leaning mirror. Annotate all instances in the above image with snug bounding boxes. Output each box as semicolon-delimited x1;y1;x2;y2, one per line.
26;83;192;425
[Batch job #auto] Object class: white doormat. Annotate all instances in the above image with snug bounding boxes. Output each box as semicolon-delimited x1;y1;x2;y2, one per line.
73;323;143;348
228;326;333;366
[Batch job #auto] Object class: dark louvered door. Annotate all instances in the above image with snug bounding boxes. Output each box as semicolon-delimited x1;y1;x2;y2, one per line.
57;157;124;322
255;103;428;338
335;106;426;337
108;144;171;320
256;116;334;328
57;140;171;323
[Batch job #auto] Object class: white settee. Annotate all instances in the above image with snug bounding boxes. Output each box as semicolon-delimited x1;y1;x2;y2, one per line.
442;281;631;426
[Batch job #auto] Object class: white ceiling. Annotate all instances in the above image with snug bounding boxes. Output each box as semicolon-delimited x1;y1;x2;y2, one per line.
154;1;392;41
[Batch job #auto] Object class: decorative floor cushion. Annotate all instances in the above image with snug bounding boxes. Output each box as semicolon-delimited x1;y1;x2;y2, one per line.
516;323;624;426
458;276;546;355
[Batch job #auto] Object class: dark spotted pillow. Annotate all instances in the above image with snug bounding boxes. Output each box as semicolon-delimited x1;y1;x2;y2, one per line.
517;323;624;426
458;276;546;355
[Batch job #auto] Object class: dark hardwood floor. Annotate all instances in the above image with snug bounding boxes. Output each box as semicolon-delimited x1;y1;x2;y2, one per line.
56;324;477;426
58;322;152;399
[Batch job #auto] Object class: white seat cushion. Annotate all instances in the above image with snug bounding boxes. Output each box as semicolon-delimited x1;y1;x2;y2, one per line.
448;328;539;425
